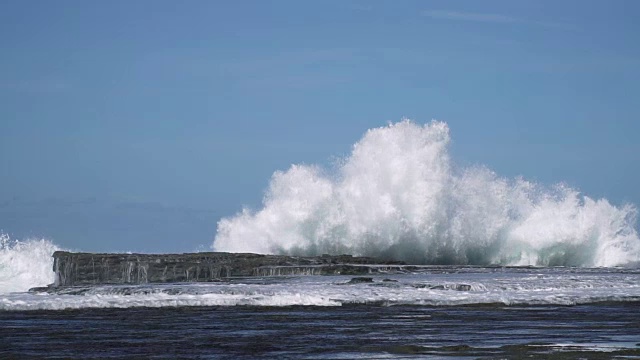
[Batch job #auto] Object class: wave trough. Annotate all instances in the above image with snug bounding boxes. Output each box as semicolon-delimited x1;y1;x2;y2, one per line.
214;120;640;267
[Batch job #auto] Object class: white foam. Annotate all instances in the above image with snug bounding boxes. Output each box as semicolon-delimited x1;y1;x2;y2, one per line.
0;233;59;294
2;269;639;310
214;120;640;267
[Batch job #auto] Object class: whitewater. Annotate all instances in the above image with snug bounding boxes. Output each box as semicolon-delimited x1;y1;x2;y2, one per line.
214;119;640;267
1;119;639;311
3;121;640;359
0;233;58;294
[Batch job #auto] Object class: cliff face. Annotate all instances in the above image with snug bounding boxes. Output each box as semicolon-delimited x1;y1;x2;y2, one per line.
51;251;405;287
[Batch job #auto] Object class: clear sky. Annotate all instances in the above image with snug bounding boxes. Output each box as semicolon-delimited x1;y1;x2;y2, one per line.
1;0;638;252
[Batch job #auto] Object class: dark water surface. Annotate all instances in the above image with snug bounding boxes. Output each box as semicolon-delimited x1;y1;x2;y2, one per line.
2;303;639;359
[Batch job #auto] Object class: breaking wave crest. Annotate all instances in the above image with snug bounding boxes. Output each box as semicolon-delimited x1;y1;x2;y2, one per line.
214;120;640;267
0;233;59;294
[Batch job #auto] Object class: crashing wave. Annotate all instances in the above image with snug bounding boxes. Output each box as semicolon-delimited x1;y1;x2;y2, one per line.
0;233;59;293
214;120;640;267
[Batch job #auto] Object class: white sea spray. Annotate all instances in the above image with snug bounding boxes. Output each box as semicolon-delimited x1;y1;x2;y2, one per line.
214;120;640;267
0;233;58;294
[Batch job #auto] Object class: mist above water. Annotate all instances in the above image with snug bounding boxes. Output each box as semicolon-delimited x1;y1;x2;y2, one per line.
214;120;639;267
0;234;58;293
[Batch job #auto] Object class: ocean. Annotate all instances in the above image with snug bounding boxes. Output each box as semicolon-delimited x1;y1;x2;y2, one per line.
2;302;640;359
2;120;640;358
1;265;640;358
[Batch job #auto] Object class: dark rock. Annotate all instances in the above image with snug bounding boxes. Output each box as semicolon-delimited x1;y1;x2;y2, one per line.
346;277;374;284
27;286;51;293
47;251;407;288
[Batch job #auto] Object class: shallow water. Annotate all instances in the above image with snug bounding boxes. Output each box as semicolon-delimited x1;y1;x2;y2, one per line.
2;267;640;358
4;266;640;310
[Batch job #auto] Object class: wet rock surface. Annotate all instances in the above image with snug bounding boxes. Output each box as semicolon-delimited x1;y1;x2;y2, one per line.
49;251;406;288
345;277;375;284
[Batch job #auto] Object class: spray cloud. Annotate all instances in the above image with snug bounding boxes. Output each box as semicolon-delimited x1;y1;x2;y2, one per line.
214;120;639;267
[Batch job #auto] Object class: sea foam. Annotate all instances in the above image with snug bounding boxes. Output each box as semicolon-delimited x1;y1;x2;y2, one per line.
4;269;640;310
214;120;640;267
0;233;58;294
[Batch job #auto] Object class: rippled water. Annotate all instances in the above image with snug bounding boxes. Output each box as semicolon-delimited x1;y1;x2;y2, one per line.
2;303;639;359
4;266;640;310
1;267;640;358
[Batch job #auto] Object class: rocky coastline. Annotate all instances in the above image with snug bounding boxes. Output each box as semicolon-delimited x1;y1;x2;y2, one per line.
38;251;409;290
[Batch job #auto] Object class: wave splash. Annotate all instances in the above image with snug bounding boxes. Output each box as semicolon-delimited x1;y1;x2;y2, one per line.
0;233;59;294
214;120;640;267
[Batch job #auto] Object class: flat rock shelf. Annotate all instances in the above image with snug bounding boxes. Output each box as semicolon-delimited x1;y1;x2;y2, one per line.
37;251;410;290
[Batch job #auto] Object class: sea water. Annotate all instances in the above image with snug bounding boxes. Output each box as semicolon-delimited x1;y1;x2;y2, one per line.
1;238;640;358
2;120;640;358
1;266;639;358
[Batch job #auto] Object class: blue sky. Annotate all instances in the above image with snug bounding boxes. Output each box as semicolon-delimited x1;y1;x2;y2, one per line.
1;0;639;252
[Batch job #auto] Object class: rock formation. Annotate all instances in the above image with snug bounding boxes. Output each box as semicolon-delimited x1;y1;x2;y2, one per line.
49;251;408;288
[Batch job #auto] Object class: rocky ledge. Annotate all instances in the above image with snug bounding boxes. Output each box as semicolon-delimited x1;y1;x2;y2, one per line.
44;251;408;289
